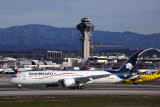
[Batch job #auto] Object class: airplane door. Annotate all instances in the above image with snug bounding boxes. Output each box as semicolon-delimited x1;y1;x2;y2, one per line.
22;74;26;80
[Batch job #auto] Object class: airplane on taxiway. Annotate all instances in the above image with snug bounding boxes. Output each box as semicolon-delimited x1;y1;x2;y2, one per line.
0;68;14;74
8;51;140;89
80;58;90;70
124;68;160;85
136;64;157;73
14;62;32;72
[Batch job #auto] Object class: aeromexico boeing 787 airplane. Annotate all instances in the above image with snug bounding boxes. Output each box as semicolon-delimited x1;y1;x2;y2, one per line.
9;51;140;89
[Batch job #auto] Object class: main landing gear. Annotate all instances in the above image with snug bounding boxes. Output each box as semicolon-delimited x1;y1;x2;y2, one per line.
133;81;138;85
69;86;84;89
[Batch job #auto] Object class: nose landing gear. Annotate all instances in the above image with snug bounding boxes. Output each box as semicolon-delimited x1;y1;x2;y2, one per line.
18;84;22;89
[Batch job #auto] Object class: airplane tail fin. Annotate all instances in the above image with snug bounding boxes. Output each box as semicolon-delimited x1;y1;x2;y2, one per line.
14;62;20;71
154;64;158;70
80;58;90;70
107;64;114;70
107;51;140;80
153;68;160;75
118;51;140;73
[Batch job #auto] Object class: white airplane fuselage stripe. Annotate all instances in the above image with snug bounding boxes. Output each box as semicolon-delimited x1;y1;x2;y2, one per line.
9;70;123;85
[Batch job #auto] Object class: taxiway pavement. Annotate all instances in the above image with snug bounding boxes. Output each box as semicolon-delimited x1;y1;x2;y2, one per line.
1;74;160;96
0;87;160;96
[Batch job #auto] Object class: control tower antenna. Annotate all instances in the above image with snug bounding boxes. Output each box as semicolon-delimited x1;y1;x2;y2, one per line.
76;17;94;60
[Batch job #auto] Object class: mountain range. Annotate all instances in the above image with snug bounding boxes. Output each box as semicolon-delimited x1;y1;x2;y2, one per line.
0;24;159;51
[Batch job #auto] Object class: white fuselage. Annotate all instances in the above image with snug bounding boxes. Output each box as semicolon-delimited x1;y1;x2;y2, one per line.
137;69;157;73
0;68;14;73
9;70;123;85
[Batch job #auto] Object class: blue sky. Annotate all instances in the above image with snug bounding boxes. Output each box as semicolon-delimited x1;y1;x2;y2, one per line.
0;0;160;34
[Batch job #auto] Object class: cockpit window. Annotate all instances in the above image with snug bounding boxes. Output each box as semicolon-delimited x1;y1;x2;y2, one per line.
12;76;17;78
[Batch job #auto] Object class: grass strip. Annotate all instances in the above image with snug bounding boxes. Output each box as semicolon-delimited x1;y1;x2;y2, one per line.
0;95;159;107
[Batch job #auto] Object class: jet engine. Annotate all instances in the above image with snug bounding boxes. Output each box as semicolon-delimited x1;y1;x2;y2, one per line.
62;79;76;87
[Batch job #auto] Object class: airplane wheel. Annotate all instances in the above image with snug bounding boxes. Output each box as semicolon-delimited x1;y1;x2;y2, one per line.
18;84;22;89
69;86;84;90
133;81;138;85
80;86;84;89
76;86;80;89
77;86;84;89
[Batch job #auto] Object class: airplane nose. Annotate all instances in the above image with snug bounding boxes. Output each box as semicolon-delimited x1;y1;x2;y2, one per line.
8;78;14;84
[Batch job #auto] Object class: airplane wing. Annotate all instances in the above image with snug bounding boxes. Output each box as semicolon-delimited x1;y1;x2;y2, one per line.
126;75;140;80
129;76;145;81
74;74;111;83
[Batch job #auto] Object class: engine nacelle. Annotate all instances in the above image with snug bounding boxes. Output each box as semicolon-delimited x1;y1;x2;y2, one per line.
62;79;76;87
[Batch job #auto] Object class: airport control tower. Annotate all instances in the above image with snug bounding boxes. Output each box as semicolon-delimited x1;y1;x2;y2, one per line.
76;18;94;60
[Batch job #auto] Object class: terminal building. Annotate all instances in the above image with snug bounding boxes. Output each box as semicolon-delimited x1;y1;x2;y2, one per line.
47;51;62;59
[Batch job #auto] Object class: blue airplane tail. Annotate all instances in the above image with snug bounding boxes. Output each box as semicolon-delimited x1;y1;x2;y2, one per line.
118;51;140;73
107;51;140;79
